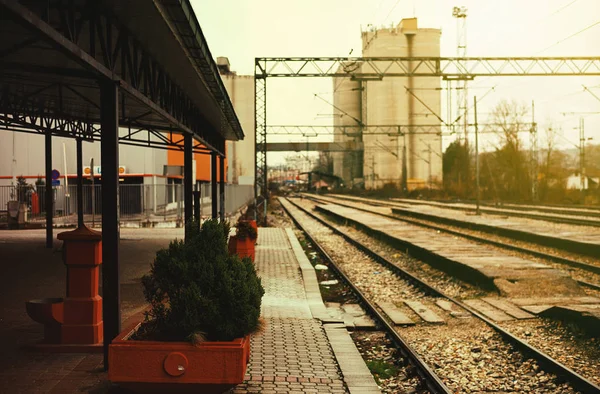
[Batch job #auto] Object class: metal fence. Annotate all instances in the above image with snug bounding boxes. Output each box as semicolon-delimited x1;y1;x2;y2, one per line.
0;183;253;226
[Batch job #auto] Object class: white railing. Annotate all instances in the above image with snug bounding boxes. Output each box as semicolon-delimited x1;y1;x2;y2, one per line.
0;183;253;226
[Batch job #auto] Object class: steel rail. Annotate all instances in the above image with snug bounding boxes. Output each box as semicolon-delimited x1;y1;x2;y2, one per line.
397;197;600;216
467;201;600;218
284;197;600;394
389;198;600;227
279;198;452;394
308;194;600;271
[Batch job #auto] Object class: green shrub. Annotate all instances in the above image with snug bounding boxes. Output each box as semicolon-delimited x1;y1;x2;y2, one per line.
236;220;257;240
137;219;265;342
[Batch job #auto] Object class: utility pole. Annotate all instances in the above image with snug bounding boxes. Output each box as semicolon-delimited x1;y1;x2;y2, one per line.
474;96;480;215
427;144;432;190
452;6;468;143
579;117;585;204
371;155;375;189
531;100;538;202
401;140;408;193
306;134;310;191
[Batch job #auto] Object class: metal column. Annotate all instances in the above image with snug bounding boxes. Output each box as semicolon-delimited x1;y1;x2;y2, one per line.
76;138;84;227
100;81;120;369
211;152;218;219
184;133;193;238
193;190;201;224
219;155;225;221
45;129;53;248
474;96;480;215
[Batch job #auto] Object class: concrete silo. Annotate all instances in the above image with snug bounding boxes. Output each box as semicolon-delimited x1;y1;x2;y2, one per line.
340;18;442;190
332;73;362;186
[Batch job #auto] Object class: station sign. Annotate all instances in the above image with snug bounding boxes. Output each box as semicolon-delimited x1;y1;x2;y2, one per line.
51;169;60;180
84;166;127;175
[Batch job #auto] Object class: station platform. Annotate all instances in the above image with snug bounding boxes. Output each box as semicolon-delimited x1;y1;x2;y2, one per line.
0;227;379;393
316;203;592;300
325;194;600;257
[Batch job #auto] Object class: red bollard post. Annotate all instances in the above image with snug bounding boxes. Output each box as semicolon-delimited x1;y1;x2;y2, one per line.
57;226;103;344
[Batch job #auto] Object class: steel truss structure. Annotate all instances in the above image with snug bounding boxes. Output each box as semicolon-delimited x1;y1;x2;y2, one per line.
256;57;600;78
1;0;244;154
255;56;600;223
0;109;214;154
266;123;534;137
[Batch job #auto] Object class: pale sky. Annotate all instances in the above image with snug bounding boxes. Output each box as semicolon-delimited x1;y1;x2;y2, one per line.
192;0;600;164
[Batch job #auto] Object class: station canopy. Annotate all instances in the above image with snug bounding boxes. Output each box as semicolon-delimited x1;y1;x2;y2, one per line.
0;0;244;155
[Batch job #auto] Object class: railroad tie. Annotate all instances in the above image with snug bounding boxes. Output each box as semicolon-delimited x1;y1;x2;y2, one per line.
463;299;514;322
481;298;535;320
435;299;471;318
403;300;445;324
376;302;415;326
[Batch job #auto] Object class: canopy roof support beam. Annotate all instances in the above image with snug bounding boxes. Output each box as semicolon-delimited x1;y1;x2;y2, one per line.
211;152;218;219
219;156;225;222
184;133;193;240
45;129;53;248
100;80;120;370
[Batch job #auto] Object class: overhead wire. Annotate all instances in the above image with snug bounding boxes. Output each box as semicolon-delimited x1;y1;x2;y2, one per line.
546;0;581;18
382;0;402;25
536;19;600;54
471;0;588;88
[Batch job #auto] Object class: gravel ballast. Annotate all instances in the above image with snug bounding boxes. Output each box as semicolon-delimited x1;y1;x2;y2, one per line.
281;197;585;393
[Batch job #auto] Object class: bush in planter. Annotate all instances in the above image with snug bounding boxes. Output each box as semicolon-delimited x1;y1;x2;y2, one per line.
236;219;257;241
137;219;264;342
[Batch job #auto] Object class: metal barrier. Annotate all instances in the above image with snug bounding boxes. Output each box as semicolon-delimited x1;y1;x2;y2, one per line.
0;183;253;227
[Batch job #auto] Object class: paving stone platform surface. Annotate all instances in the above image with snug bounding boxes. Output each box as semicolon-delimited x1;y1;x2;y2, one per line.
0;228;375;393
231;228;349;393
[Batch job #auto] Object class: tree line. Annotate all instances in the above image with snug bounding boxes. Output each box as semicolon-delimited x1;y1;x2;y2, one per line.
443;99;600;204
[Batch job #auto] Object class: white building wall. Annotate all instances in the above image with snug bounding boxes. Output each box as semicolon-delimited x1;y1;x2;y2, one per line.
566;175;599;190
220;73;255;185
0;129;167;186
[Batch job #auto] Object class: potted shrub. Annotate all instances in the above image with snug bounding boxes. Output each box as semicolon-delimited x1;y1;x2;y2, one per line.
240;204;260;231
109;220;264;393
229;220;258;262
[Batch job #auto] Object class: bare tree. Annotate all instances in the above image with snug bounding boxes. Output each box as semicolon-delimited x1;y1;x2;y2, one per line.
541;122;559;174
488;100;531;201
491;99;529;151
538;122;568;201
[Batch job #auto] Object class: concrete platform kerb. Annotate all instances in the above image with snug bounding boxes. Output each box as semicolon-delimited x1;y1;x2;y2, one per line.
284;228;380;394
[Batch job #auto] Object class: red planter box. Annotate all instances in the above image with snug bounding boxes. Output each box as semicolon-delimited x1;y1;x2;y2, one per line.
228;235;256;262
109;319;250;394
235;236;255;262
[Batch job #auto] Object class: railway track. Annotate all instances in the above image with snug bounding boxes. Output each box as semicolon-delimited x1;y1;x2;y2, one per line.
320;194;600;259
391;198;600;225
404;198;600;219
281;199;451;394
281;196;600;393
304;193;600;290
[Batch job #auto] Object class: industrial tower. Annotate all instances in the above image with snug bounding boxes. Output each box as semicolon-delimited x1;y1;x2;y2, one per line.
332;18;443;190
